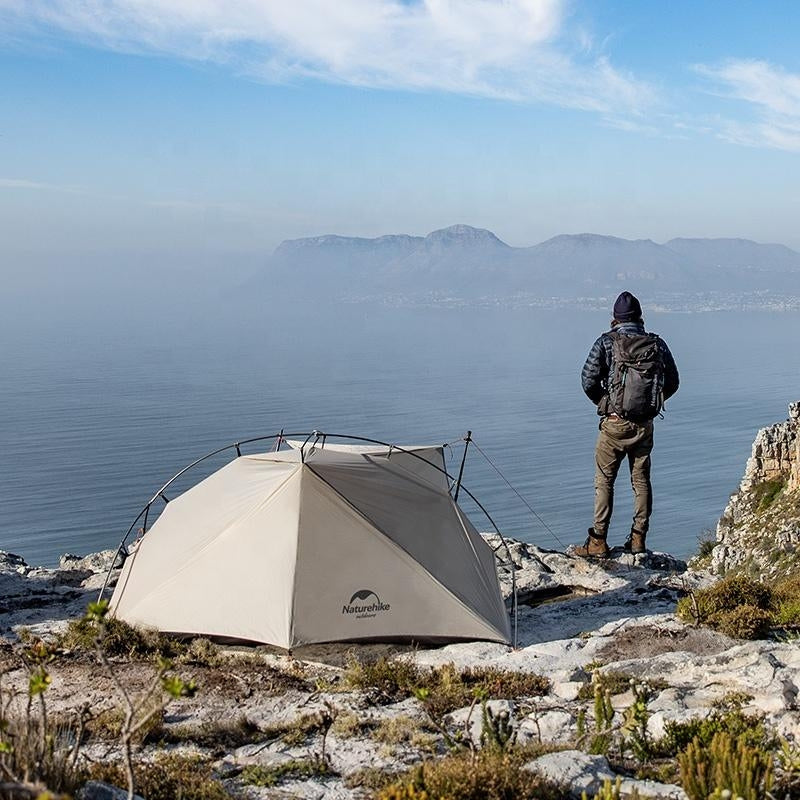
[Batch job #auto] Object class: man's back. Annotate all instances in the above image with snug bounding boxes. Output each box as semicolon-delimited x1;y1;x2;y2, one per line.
573;292;679;559
581;321;679;417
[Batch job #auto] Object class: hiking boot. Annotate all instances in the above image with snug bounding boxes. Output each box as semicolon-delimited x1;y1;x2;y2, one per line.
573;528;611;558
624;530;647;554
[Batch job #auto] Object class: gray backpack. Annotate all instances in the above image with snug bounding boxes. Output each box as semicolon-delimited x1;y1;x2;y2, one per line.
607;332;665;421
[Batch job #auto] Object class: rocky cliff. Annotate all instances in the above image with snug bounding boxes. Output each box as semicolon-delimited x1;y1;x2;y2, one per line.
710;401;800;577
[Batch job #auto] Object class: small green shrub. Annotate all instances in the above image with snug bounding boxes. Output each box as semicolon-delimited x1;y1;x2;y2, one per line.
695;530;717;560
752;478;786;512
58;615;187;659
656;692;773;756
678;571;800;638
375;749;568;800
577;671;633;701
715;604;773;639
344;655;423;700
677;575;774;638
240;757;332;787
678;731;773;800
90;754;232;800
577;670;666;702
773;573;800;628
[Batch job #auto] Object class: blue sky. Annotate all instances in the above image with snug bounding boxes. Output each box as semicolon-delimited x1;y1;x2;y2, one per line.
2;0;800;289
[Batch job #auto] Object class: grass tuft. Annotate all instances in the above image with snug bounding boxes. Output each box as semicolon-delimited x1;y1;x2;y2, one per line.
57;615;187;659
89;753;232;800
240;757;333;787
344;656;549;717
752;478;786;512
375;748;567;800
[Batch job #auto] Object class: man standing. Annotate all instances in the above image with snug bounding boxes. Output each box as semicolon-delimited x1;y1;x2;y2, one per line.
576;292;679;557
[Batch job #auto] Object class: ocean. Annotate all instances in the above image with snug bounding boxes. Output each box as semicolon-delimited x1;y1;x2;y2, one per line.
2;303;798;566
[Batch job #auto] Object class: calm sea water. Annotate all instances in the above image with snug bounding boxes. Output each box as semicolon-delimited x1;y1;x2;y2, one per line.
1;303;798;566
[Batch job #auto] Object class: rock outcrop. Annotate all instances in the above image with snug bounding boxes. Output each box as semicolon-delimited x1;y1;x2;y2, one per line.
710;401;800;577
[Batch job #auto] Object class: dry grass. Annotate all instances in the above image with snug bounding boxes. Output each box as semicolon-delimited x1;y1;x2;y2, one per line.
239;756;333;788
89;753;233;800
158;714;264;751
56;615;187;659
331;710;378;738
344;656;549;717
375;748;567;800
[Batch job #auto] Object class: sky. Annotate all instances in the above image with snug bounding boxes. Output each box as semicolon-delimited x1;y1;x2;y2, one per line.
2;0;800;292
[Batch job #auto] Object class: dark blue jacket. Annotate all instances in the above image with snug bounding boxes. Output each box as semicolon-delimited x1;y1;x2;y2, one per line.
581;322;679;413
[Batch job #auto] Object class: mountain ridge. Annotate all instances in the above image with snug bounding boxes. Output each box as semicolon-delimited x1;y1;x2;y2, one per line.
261;225;800;303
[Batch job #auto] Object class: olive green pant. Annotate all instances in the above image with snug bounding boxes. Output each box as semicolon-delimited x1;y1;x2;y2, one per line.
593;417;654;538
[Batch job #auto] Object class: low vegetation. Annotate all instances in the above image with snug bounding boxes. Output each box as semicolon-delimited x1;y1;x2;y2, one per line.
240;756;333;788
752;477;787;512
676;572;800;638
156;714;264;752
576;669;667;702
56;613;188;659
90;754;232;800
375;748;566;800
3;589;799;800
693;528;717;564
678;731;773;800
344;656;550;717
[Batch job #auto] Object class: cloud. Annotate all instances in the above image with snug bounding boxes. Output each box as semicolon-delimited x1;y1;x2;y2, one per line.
0;177;83;191
0;0;652;113
695;59;800;152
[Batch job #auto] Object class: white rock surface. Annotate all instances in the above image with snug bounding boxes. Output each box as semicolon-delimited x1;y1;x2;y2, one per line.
445;699;513;747
0;510;793;800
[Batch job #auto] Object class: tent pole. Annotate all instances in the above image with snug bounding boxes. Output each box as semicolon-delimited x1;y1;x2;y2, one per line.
453;431;472;503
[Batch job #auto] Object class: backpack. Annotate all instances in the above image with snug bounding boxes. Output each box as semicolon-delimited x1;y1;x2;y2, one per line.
607;332;665;422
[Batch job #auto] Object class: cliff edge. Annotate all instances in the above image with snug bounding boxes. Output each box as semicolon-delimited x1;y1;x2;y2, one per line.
710;401;800;577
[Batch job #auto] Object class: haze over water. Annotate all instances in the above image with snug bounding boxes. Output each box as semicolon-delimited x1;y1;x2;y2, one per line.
2;303;797;567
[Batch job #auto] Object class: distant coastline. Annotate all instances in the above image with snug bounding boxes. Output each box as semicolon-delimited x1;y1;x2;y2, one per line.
339;291;800;313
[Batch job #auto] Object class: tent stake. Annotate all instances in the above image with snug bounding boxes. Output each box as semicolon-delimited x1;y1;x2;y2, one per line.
453;431;472;503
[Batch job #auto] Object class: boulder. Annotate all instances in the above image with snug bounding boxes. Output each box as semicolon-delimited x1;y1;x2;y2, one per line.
79;781;144;800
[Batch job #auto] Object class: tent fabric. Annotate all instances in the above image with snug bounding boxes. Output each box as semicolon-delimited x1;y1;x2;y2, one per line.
285;440;449;490
110;445;510;649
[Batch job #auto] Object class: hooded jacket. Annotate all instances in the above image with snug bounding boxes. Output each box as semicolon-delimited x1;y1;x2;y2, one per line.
581;321;679;415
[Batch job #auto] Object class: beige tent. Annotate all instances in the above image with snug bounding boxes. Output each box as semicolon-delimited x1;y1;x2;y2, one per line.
110;441;511;648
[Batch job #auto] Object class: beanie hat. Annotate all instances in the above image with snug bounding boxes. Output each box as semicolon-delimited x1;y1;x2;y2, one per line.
613;291;642;322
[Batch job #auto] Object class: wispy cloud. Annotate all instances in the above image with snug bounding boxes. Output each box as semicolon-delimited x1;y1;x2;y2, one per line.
0;0;653;113
695;59;800;152
0;177;83;191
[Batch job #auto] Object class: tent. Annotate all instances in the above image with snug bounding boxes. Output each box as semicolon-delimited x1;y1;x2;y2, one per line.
109;439;511;648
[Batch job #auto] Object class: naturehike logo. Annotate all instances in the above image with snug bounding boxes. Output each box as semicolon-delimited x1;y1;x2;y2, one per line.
342;589;391;619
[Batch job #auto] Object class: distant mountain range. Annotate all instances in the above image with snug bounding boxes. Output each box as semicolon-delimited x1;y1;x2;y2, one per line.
258;225;800;308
